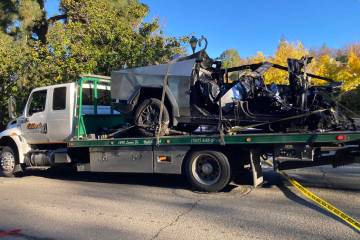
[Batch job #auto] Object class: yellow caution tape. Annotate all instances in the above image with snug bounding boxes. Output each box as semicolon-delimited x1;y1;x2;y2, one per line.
280;171;360;232
265;161;360;232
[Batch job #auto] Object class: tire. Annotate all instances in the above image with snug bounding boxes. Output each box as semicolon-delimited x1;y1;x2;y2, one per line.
0;146;18;177
134;98;170;137
185;150;231;192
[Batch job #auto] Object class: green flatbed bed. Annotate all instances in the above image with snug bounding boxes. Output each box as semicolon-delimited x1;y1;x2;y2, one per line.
67;131;360;148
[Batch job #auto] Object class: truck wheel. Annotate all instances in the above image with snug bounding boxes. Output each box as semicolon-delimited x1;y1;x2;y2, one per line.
0;146;18;177
134;98;170;137
185;150;231;192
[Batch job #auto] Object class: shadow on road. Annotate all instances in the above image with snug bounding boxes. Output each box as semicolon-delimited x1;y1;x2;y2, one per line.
276;181;359;232
18;167;240;193
261;166;360;192
262;169;360;233
3;164;358;194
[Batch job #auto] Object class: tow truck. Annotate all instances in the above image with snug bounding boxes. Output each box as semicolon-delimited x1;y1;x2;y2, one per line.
1;75;359;192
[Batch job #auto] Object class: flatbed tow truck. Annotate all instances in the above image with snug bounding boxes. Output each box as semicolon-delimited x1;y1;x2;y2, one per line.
1;76;360;192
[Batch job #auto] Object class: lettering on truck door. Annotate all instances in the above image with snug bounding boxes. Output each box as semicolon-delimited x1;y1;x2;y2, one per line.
20;89;49;144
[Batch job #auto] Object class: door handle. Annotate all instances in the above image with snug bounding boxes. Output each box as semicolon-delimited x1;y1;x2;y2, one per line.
42;123;47;134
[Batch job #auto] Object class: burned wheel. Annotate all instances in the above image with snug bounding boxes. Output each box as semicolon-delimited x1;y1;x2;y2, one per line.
185;150;231;192
0;146;17;177
134;98;170;137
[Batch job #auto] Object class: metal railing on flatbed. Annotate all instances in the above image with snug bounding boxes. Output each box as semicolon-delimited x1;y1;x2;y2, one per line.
67;131;360;148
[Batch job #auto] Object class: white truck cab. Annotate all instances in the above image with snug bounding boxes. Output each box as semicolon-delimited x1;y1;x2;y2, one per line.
0;75;115;177
19;83;76;144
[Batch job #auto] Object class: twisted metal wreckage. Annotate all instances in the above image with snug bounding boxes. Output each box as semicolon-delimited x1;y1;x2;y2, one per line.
111;41;358;136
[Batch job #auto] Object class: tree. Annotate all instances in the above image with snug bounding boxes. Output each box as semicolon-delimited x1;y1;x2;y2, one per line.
0;0;186;129
263;39;309;85
0;32;36;126
340;46;360;91
0;0;150;43
0;0;61;43
219;49;243;68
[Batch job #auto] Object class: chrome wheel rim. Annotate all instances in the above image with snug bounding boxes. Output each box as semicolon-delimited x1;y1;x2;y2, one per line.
191;154;221;186
1;151;15;173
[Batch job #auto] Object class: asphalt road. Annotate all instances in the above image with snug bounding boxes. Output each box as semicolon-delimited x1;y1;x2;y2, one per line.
0;164;359;240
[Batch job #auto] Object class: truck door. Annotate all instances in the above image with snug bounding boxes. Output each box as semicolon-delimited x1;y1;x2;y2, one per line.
46;85;73;142
20;89;49;144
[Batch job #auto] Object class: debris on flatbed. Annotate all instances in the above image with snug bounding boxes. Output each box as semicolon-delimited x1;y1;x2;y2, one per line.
111;41;358;136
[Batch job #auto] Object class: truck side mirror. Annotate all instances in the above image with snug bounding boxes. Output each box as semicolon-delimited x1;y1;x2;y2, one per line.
8;96;17;120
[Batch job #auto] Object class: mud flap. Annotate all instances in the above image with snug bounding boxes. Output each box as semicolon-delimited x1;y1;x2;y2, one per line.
14;164;23;174
250;150;263;187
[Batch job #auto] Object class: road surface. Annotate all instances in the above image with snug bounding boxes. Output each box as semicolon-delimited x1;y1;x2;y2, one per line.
0;164;359;240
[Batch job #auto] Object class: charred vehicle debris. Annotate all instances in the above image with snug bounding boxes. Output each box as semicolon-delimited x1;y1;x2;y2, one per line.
111;42;358;136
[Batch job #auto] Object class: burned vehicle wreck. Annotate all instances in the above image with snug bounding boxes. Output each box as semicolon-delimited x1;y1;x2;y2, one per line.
111;50;357;136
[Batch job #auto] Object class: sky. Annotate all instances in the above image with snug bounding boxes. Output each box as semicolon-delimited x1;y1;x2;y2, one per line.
45;0;360;58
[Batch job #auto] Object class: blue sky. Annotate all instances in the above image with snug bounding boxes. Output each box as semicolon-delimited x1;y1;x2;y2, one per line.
45;0;360;58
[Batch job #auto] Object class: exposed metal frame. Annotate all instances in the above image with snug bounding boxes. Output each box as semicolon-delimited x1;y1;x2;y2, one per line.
75;76;114;140
222;62;336;83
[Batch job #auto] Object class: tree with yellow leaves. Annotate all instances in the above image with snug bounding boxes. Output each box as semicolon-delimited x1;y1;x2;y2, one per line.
219;40;360;89
264;39;309;85
246;51;266;64
343;47;360;91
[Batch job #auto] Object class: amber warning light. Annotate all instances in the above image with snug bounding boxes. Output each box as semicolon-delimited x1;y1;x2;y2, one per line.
158;156;171;162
